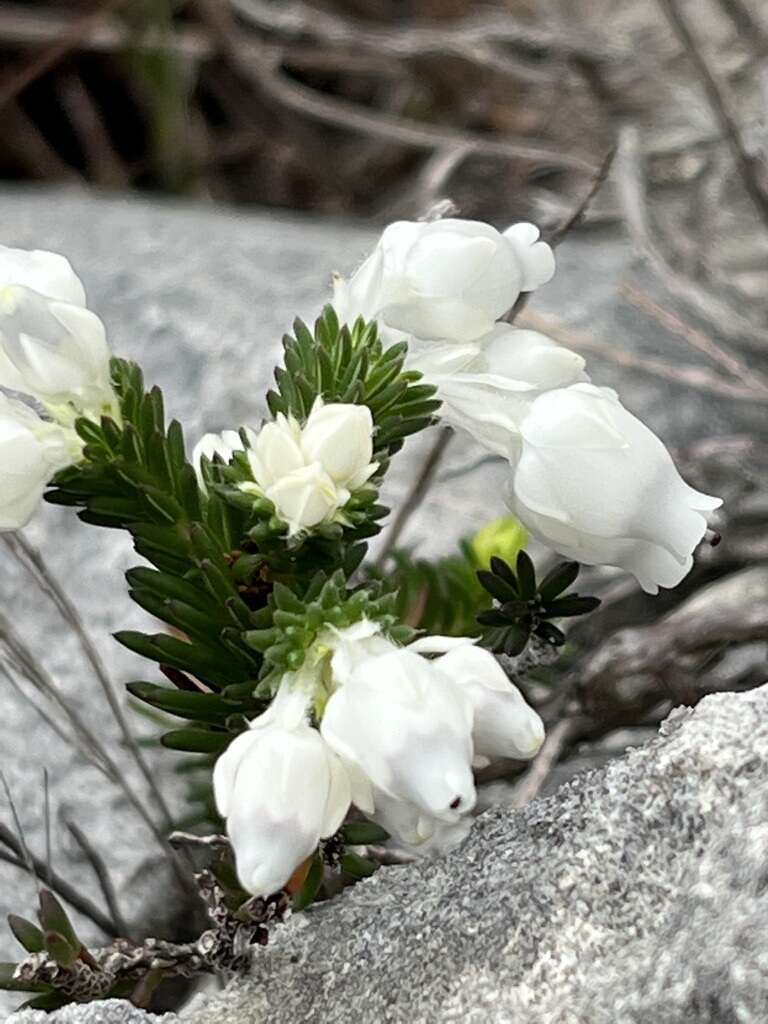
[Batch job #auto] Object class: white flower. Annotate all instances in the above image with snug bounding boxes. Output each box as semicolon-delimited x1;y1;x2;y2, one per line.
367;784;472;855
411;325;587;456
191;427;257;488
243;401;377;536
213;683;351;898
435;643;545;764
266;461;342;535
0;394;76;530
247;414;305;490
0;245;86;306
508;383;722;594
321;647;476;824
333;219;555;344
0;268;114;417
301;401;377;490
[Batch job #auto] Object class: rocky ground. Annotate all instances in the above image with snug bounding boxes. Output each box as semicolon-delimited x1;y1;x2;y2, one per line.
12;684;768;1023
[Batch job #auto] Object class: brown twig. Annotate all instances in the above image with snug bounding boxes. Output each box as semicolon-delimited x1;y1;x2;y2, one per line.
2;533;175;832
65;821;130;940
0;822;117;936
615;123;767;351
510;715;589;808
0;0;128;111
656;0;768;229
375;427;454;566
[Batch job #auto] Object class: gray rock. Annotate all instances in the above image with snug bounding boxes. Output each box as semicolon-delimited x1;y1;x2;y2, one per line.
10;1003;174;1024
13;682;768;1024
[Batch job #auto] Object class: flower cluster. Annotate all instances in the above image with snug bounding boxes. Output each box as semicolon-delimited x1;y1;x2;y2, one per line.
333;219;721;593
194;400;377;536
0;245;118;530
214;619;544;896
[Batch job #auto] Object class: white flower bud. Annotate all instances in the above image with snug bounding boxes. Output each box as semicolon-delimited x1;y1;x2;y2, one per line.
0;394;76;530
333;218;555;344
266;462;344;535
321;648;476;823
435;643;545;762
509;383;722;593
247;414;305;491
243;403;376;535
213;684;350;898
301;400;377;489
0;284;113;415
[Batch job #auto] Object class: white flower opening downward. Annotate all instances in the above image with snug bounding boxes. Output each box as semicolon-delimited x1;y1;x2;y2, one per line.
0;244;118;530
214;620;545;896
333;216;722;593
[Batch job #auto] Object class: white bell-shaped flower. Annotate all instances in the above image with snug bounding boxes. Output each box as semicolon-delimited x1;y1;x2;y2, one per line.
213;684;351;898
413;325;587;456
266;461;344;535
435;643;545;763
321;648;476;823
333;219;554;344
301;400;378;490
0;284;113;415
509;383;722;594
0;394;76;530
0;244;87;306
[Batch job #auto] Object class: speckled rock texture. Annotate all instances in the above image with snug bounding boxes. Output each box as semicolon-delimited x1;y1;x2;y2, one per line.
12;684;768;1024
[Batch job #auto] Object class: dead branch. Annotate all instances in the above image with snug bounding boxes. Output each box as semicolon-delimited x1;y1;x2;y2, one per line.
656;0;768;228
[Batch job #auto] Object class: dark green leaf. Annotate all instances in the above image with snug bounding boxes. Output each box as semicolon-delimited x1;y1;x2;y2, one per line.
515;550;536;600
340;851;377;879
545;595;601;618
7;916;45;954
476;569;517;604
340;821;390;845
37;891;79;952
160;729;230;754
538;561;580;602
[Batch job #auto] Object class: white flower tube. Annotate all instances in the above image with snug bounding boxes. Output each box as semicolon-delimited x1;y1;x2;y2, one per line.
435;644;545;764
509;383;722;593
0;394;76;530
412;325;587;456
321;647;476;823
213;685;351;898
333;219;555;343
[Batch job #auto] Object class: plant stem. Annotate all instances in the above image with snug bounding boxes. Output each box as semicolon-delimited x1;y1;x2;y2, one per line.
376;426;454;565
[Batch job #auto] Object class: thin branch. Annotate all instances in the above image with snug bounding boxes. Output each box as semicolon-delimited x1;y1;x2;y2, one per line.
656;0;768;229
615;123;768;351
510;715;588;808
3;533;175;831
228;0;625;65
519;307;768;402
65;820;130;939
0;821;117;936
0;613;189;889
43;769;52;889
196;2;597;176
375;427;454;566
509;143;616;321
0;0;128;111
